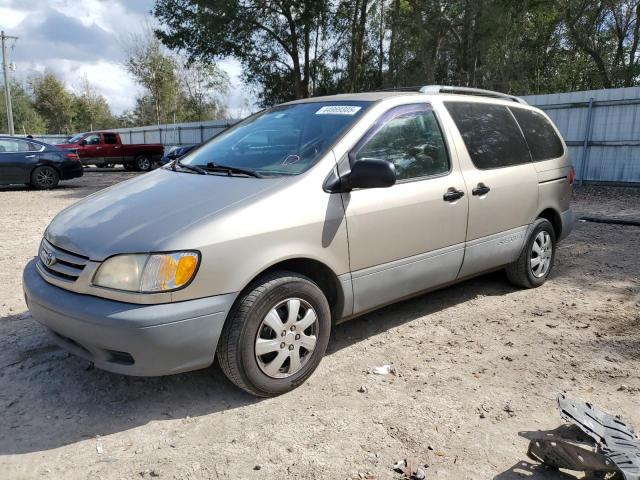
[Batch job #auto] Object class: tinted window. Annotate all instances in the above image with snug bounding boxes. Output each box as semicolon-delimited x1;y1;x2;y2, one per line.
355;105;449;180
509;107;564;161
445;101;531;169
103;133;118;145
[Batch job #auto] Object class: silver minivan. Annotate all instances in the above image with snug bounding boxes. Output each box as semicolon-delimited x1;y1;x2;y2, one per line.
23;86;575;396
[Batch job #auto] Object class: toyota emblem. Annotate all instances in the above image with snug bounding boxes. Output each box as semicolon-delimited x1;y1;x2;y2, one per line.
43;250;56;267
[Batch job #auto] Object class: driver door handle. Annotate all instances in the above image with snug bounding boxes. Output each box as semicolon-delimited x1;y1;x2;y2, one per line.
443;188;465;202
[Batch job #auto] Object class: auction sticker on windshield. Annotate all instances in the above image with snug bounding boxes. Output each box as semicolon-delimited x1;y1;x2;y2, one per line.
316;105;362;115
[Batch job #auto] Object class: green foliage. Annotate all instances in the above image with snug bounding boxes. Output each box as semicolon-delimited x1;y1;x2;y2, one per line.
124;27;231;124
124;33;180;125
30;73;76;134
73;76;117;131
0;81;45;135
0;71;118;135
154;0;640;104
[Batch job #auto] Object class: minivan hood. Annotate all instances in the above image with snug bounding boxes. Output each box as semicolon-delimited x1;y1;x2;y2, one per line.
46;168;284;260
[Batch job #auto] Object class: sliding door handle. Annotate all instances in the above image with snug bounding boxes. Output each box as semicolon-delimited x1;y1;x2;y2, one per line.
443;188;465;202
472;184;491;196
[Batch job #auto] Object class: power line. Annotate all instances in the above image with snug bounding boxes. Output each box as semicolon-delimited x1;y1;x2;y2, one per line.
2;30;19;136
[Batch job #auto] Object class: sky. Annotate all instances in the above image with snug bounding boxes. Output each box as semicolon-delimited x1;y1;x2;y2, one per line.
0;0;254;117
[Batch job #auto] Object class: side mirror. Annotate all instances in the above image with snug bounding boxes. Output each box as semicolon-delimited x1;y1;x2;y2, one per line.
346;158;396;190
324;158;397;193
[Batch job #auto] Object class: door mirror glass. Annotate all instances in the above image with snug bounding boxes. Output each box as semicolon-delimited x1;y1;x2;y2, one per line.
347;158;396;189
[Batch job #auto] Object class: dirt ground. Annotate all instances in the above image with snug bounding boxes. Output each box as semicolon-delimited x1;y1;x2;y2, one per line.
0;170;639;480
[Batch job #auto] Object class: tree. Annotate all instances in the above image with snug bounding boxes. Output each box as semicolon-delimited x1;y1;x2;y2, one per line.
154;0;640;105
30;72;76;134
0;81;45;135
154;0;329;106
73;76;116;131
559;0;640;88
124;29;180;125
177;60;230;121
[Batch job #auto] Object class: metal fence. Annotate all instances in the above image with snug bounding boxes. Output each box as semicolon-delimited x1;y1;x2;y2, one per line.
22;119;238;154
523;87;640;184
19;86;640;184
112;119;236;148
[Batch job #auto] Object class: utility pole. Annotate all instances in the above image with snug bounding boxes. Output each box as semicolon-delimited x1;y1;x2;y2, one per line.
1;31;18;136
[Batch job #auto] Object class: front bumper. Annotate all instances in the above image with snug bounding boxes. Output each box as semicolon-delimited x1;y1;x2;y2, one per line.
558;208;575;242
23;258;236;376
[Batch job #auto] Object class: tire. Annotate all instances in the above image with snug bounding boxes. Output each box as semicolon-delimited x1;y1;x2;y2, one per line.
506;218;556;288
217;271;331;397
30;166;60;190
135;155;152;172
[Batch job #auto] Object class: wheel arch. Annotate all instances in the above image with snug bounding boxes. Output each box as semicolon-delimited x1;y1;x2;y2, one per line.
536;207;562;239
234;257;346;324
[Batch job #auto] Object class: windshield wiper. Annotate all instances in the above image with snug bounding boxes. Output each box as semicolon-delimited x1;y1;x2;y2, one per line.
172;160;208;175
205;162;262;178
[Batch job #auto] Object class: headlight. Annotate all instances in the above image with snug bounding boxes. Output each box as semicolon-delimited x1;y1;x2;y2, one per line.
93;252;199;293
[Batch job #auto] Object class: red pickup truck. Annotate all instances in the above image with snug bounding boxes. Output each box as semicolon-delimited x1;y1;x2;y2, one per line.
58;131;164;171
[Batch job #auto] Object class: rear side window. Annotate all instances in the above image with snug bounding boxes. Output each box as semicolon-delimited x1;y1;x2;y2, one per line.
103;133;118;145
509;107;564;161
355;105;449;180
444;101;531;169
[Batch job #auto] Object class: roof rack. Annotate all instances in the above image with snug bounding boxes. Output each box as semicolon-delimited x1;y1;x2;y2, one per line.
419;85;528;105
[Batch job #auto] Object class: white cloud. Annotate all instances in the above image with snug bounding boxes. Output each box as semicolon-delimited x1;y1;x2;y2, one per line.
0;7;26;27
0;0;256;118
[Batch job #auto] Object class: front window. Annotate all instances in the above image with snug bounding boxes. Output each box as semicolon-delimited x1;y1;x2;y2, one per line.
179;101;371;177
84;134;101;145
354;104;450;180
67;133;86;144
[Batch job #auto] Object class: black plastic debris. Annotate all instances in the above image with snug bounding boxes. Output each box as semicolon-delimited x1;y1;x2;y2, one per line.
520;394;640;479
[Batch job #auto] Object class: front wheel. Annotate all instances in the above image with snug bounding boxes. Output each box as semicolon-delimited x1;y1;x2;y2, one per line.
134;155;152;172
506;218;556;288
30;166;59;190
217;271;331;397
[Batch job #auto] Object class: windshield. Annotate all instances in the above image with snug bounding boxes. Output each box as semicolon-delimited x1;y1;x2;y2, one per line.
179;101;371;177
67;133;86;144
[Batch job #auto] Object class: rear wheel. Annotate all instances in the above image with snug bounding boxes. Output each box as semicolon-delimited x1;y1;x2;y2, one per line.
217;271;331;397
506;218;556;288
30;166;59;190
135;155;152;172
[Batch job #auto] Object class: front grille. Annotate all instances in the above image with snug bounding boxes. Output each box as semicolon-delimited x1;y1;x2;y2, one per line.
38;239;89;282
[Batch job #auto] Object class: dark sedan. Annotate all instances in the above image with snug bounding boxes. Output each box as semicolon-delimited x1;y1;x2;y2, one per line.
0;136;83;189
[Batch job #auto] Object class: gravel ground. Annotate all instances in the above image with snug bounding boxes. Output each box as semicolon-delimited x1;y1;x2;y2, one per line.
0;171;639;480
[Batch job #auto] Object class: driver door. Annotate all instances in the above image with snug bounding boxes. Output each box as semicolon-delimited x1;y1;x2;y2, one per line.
79;133;105;164
342;103;469;314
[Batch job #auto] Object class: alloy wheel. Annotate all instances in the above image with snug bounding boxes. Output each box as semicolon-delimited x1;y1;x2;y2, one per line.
36;168;56;188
